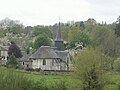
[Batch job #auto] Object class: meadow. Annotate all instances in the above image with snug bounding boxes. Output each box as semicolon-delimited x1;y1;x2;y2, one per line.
0;67;120;90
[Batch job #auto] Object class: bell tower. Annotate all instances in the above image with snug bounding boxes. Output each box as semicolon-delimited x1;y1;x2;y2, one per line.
54;22;64;50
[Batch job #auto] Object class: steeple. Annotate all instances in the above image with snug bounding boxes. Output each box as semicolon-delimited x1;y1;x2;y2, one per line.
55;22;64;50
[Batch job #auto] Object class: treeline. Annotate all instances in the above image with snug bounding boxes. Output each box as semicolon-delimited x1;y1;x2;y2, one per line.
0;17;119;53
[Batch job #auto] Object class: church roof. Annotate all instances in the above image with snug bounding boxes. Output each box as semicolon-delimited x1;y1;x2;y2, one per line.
29;46;60;59
55;50;68;62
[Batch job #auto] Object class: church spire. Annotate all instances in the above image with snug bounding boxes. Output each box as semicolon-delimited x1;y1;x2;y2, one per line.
55;22;63;41
55;22;64;50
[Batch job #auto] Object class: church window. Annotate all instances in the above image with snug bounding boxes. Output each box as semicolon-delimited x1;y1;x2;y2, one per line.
43;59;46;65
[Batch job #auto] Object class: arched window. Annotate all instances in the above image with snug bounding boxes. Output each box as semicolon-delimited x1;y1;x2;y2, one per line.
43;59;46;65
23;62;24;65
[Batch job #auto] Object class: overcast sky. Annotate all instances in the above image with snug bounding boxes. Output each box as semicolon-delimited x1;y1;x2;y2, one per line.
0;0;120;26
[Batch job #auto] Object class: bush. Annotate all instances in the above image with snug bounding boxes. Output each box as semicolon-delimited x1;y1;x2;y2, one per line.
113;58;120;72
73;48;111;90
7;55;17;68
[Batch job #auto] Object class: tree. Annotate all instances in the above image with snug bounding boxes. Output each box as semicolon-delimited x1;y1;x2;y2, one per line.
34;34;52;50
80;21;85;31
7;54;17;68
8;41;23;58
32;26;53;38
73;48;111;90
68;29;91;48
68;29;81;48
115;16;120;36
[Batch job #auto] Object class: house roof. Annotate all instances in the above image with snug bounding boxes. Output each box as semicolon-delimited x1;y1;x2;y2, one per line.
0;46;8;51
29;46;60;59
19;54;31;62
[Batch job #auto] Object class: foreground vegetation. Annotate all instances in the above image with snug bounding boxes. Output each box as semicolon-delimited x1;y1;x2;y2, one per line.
0;67;120;90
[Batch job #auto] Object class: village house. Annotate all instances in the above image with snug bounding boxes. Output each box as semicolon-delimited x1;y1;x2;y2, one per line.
0;46;8;65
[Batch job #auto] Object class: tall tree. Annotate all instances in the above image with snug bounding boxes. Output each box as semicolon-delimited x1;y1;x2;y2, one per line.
8;41;23;58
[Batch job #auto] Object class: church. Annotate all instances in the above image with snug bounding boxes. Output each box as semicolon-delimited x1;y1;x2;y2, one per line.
19;22;72;71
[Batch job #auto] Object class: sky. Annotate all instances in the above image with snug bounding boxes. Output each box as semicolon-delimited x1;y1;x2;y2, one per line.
0;0;120;26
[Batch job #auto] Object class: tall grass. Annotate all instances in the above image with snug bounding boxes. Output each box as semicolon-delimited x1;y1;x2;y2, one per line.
0;67;32;90
0;67;68;90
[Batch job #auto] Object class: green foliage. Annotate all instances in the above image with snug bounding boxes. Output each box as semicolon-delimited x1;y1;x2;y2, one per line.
113;58;120;72
7;55;17;68
68;29;81;48
79;32;91;47
32;80;49;90
91;26;110;46
68;29;91;48
32;26;53;38
34;34;52;50
0;68;32;90
73;48;111;90
0;68;69;90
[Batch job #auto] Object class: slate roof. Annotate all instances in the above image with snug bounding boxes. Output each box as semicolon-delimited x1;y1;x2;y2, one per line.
55;22;63;41
19;54;31;62
29;46;60;59
0;46;8;51
55;50;68;62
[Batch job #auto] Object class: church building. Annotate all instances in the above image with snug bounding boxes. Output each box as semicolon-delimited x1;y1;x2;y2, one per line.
19;22;72;71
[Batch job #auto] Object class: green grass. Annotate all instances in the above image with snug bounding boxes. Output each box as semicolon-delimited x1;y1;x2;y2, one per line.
2;67;120;90
24;71;82;90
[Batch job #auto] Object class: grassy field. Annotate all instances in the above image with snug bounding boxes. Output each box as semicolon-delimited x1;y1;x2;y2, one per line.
1;67;120;90
18;70;82;90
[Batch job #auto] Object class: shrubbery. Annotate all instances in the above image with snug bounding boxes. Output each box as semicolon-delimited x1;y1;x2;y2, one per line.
113;58;120;72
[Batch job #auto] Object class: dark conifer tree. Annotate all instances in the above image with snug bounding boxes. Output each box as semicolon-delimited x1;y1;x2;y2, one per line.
115;16;120;36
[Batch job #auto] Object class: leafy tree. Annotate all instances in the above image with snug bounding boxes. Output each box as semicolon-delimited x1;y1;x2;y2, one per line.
90;26;111;47
73;48;111;90
32;26;53;38
68;29;81;48
68;29;91;48
7;54;17;68
34;34;52;50
8;41;23;58
79;33;91;47
113;58;120;72
0;17;24;31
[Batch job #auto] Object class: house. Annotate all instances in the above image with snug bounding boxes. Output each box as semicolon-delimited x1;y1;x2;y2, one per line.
19;22;72;71
0;46;8;65
18;54;32;69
